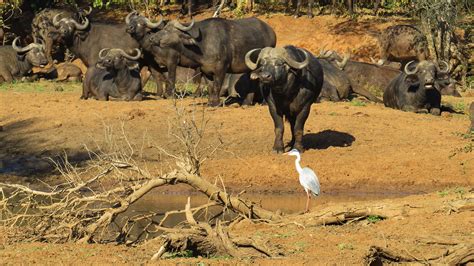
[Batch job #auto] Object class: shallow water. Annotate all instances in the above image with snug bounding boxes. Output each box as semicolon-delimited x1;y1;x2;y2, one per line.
115;189;418;240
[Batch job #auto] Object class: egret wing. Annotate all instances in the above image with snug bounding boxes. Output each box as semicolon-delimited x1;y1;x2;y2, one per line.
301;167;320;196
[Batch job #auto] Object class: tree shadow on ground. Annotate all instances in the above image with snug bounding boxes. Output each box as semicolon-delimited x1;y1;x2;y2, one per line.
303;130;355;150
0;118;92;179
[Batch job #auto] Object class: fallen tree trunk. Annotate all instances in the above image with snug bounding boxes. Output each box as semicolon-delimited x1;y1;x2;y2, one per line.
365;244;474;265
78;169;282;243
293;195;473;227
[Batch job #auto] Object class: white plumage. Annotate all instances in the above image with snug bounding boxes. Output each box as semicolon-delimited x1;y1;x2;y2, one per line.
286;149;320;212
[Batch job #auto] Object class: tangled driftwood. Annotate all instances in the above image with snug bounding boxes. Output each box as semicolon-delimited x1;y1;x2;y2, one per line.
149;198;278;260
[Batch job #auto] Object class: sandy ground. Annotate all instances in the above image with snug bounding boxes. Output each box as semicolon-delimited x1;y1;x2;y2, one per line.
0;11;473;264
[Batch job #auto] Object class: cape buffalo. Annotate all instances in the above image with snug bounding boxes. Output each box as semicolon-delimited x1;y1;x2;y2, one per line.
377;25;429;67
149;17;276;106
82;48;142;101
125;12;200;98
245;46;323;153
0;37;48;83
318;50;381;102
322;50;461;99
52;13;165;91
31;7;91;63
383;60;450;115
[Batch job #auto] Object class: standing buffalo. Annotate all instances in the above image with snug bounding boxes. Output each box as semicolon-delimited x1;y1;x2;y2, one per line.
377;25;429;67
31;7;91;63
51;15;137;67
125;12;200;98
82;48;143;101
0;37;48;83
149;17;276;106
245;46;323;153
383;60;450;115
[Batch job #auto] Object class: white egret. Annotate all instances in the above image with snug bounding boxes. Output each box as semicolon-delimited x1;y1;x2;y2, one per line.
286;149;320;213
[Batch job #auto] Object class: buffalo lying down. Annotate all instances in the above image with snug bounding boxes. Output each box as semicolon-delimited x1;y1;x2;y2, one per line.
384;60;450;115
246;46;323;153
82;48;142;101
317;51;381;103
0;37;48;83
322;50;460;99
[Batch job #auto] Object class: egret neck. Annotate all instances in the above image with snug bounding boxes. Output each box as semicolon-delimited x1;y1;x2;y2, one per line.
294;153;303;174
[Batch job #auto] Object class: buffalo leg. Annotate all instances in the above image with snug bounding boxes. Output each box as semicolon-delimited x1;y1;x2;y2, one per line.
427;90;441;116
266;95;285;153
192;69;205;97
165;63;177;98
132;92;144;101
294;0;302;17
242;91;255;106
0;69;13;83
209;70;225;107
43;37;54;64
288;116;296;149
346;0;354;15
96;91;109;101
307;0;314;18
81;85;89;100
293;103;312;152
401;105;417;113
374;0;381;15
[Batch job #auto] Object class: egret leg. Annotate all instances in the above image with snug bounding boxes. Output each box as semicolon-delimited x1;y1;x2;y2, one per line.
305;191;311;213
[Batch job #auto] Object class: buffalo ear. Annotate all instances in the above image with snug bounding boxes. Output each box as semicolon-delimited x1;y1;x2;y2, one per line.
126;60;139;70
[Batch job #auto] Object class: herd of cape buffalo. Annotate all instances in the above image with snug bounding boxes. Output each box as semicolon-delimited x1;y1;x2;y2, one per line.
0;6;473;152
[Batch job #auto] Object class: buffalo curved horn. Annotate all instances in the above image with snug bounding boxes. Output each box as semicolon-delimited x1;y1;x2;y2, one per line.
70;17;89;30
53;13;68;27
283;48;310;70
318;50;333;59
404;60;419;75
82;6;92;16
145;16;163;29
244;48;261;70
99;48;110;60
120;48;141;60
436;60;449;74
335;53;350;69
12;37;38;53
318;45;328;57
172;19;194;31
125;11;138;24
